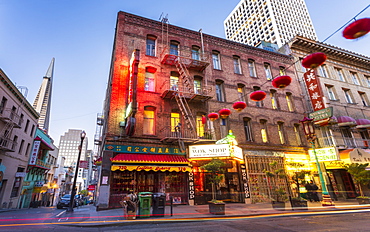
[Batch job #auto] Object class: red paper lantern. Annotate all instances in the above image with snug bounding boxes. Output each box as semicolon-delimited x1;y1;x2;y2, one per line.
232;101;247;112
301;52;327;69
250;90;266;102
218;108;231;119
208;112;219;121
272;75;292;89
202;115;206;124
343;18;370;39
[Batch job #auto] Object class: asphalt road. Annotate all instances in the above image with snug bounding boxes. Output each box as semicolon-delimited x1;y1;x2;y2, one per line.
0;207;369;231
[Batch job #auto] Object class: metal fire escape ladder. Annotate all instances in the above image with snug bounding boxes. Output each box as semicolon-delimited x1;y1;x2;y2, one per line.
175;59;194;94
0;121;14;149
174;93;196;132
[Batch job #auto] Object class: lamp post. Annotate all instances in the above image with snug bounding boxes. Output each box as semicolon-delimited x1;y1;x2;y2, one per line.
67;130;86;212
300;117;334;206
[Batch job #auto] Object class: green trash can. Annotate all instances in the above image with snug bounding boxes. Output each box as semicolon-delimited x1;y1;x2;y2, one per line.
138;192;152;218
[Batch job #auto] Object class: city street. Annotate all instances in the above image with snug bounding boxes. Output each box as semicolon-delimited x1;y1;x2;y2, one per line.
1;205;370;231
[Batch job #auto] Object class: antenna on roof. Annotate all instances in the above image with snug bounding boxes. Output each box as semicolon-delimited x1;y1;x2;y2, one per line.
159;13;169;24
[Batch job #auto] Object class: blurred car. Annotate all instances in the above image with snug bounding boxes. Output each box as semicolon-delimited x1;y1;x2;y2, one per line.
56;194;78;209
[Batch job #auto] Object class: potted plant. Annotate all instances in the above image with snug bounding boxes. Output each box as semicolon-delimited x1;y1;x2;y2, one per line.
287;162;311;209
263;161;289;210
343;163;370;205
201;158;226;215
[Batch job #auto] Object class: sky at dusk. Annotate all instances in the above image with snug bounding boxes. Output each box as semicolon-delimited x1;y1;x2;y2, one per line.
1;0;369;150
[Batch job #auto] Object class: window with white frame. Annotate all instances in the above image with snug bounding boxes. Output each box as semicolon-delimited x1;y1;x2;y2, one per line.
170;112;180;132
365;75;370;87
285;92;294;112
248;59;257;77
143;106;155;135
350;72;360;85
194;76;202;94
144;69;155;91
277;122;285;144
170;71;179;91
343;89;354;103
264;63;272;80
260;119;268;143
325;85;337;100
270;89;279;110
146;35;156;56
237;84;246;102
191;46;200;60
254;86;264;107
215;80;225;102
335;68;345;82
233;55;242;74
318;64;328;78
243;117;253;142
170;40;179;56
212;51;221;70
359;92;369;106
279;66;286;75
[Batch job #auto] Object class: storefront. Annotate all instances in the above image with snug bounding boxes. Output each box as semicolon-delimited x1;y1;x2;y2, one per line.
106;145;191;208
188;134;248;205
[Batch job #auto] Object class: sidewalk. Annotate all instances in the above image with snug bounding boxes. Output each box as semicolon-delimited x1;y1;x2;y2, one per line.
64;199;369;226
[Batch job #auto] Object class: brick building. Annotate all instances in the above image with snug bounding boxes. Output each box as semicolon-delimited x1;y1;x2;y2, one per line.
96;11;308;209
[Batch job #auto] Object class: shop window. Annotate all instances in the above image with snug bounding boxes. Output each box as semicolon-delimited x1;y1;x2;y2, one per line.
143;106;155;135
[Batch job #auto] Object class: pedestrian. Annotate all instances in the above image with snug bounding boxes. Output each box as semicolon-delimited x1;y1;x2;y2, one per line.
305;181;313;202
310;181;320;202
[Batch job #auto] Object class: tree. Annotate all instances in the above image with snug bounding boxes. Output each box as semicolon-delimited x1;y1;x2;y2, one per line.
263;161;288;202
200;158;225;201
287;162;311;197
343;163;370;197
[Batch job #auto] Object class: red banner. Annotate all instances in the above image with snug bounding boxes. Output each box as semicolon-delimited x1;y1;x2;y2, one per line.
79;160;88;169
303;69;325;111
88;185;96;191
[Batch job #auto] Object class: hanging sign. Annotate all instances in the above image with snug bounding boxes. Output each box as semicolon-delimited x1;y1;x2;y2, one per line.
240;164;250;199
188;172;195;200
308;147;338;162
189;144;229;158
303;69;325;111
29;141;41;165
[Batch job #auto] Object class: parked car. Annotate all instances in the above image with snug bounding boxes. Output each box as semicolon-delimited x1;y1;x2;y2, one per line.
56;194;78;209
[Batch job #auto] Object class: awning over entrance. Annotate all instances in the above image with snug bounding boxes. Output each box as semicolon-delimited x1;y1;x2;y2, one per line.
111;165;191;172
111;153;190;164
339;148;370;164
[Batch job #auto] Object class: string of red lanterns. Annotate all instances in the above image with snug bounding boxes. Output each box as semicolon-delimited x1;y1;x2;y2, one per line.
301;52;327;69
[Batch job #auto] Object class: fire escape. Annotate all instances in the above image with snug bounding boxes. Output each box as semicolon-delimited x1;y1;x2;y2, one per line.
0;107;22;152
160;50;213;149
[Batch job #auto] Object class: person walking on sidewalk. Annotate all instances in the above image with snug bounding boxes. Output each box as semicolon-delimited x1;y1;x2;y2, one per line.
310;181;320;202
305;181;313;202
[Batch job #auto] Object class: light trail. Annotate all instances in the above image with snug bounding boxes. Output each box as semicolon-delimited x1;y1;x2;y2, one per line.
1;208;370;227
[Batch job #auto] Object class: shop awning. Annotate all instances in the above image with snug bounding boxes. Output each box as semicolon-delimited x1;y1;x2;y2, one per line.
35;137;54;150
339;148;370;164
356;119;370;129
336;116;357;127
111;165;191;172
111;153;190;164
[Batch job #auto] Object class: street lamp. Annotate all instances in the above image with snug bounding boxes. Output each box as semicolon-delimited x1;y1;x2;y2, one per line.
67;130;86;212
300;117;334;206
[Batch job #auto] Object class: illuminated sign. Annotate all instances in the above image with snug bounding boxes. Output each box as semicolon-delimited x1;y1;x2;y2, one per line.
29;141;41;165
308;147;338;162
189;144;229;158
105;144;185;155
111;165;191;172
303;69;325;111
350;148;370;163
309;107;333;122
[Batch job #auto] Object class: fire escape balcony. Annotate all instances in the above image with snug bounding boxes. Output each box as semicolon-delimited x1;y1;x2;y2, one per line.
161;54;209;72
160;80;212;101
0;108;23;128
0;137;16;152
160;126;216;144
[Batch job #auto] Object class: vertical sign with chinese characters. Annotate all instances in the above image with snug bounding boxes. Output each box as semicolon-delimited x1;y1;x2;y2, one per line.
303;69;325;111
240;164;250;198
188;172;195;200
29;141;41;165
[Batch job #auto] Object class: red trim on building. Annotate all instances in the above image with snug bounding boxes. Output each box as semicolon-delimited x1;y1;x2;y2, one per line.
111;153;190;164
